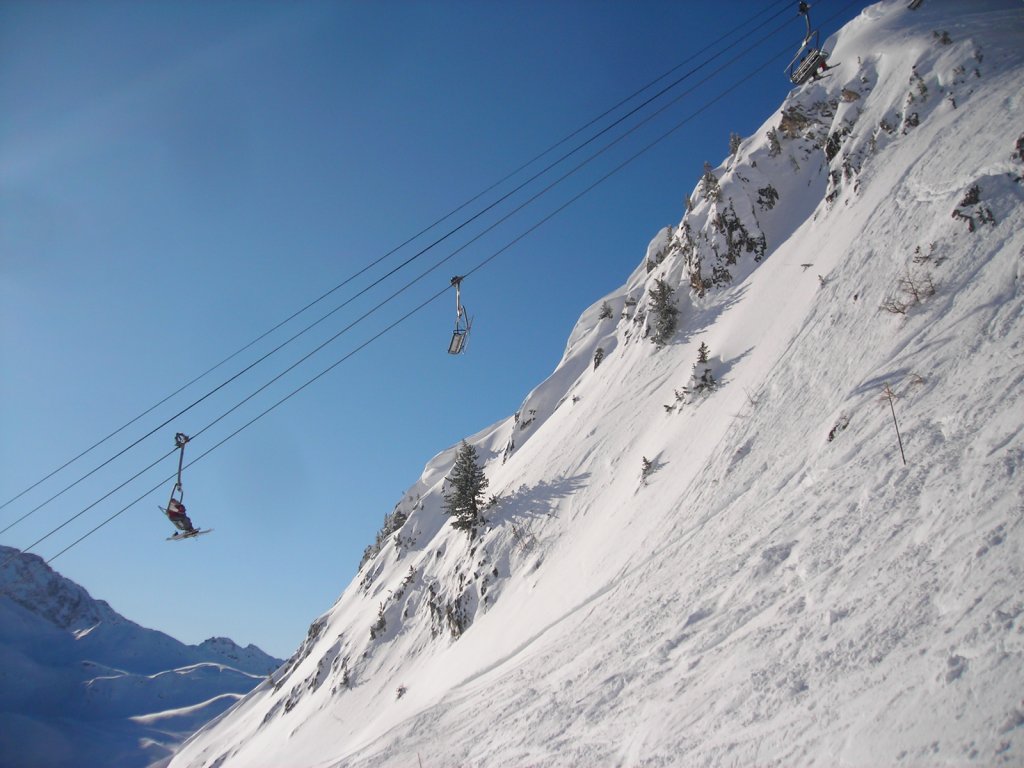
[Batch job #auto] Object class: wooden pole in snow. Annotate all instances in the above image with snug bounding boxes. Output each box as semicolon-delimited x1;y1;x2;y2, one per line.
882;383;907;465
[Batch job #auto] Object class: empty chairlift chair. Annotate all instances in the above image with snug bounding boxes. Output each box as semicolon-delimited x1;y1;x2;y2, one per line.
448;276;471;355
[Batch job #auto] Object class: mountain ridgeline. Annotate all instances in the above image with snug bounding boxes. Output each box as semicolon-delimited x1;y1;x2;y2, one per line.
172;2;1024;766
0;545;282;767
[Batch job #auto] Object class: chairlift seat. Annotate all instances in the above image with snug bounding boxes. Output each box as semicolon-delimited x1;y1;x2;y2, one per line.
447;276;471;355
448;330;467;355
790;49;826;84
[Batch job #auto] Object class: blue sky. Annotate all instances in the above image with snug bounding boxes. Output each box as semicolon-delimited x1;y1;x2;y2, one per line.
0;0;866;658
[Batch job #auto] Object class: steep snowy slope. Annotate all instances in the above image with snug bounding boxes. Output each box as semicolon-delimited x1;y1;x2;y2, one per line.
0;546;282;768
172;2;1024;766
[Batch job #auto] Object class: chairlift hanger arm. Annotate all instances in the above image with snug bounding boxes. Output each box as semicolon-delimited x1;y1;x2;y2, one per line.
450;275;464;316
795;2;814;45
451;275;470;326
173;433;190;492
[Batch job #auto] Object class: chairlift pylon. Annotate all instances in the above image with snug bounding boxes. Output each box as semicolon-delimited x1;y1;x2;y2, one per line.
786;2;829;85
447;276;472;355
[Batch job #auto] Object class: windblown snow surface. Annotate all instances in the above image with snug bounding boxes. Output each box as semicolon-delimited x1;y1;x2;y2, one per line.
172;2;1024;766
0;546;282;768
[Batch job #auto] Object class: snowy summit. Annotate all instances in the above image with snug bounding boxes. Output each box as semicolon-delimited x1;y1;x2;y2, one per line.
172;1;1024;766
0;545;282;767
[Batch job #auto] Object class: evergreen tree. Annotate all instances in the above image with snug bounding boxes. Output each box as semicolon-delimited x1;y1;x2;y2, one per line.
649;278;679;348
697;341;710;363
701;162;722;202
443;441;489;533
729;132;743;157
641;456;654;481
694;366;717;395
358;507;409;570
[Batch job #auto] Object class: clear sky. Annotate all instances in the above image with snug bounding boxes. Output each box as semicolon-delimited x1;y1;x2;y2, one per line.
0;0;867;658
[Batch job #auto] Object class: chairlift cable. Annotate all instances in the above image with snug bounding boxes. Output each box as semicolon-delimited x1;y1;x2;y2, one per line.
0;0;792;518
39;284;451;568
3;447;178;563
488;0;794;183
1;1;785;525
19;0;865;568
167;6;809;394
17;7;811;560
2;1;793;533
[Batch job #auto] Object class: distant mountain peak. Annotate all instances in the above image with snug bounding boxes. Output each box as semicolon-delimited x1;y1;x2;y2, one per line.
0;545;283;767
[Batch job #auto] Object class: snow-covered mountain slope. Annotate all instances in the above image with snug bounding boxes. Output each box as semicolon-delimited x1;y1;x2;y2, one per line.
171;2;1024;766
0;545;282;768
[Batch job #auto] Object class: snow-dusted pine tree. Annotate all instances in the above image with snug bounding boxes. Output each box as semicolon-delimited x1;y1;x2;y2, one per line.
697;341;710;364
729;132;743;157
443;441;489;533
648;278;678;348
700;162;722;202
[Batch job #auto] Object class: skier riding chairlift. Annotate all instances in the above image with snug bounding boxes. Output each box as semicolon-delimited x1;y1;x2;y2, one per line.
166;497;195;533
164;432;198;535
787;2;831;85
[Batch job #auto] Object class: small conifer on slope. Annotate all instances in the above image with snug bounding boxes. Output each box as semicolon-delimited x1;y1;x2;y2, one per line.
443;441;489;533
649;278;679;349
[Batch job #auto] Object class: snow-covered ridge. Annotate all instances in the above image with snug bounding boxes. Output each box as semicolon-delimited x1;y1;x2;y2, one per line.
172;2;1024;765
0;545;283;767
1;545;280;675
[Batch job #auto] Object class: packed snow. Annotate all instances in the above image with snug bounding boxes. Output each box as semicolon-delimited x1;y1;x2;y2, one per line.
0;545;282;768
167;1;1024;765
